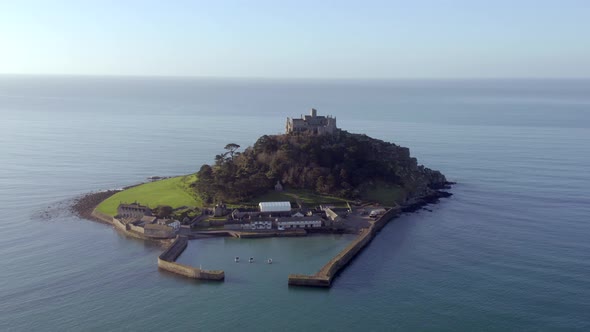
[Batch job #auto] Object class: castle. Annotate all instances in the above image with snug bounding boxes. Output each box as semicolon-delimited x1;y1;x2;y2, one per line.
286;108;337;135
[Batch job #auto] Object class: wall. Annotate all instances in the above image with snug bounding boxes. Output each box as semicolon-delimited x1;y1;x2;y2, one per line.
91;210;114;224
288;207;400;287
112;217;127;231
128;224;145;234
144;227;174;238
157;237;225;281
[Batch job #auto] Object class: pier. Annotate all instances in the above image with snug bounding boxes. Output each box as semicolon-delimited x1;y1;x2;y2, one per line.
157;236;225;281
288;207;399;287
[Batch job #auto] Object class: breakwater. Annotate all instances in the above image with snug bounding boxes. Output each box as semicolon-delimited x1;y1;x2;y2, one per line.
157;236;225;281
235;229;307;238
288;207;400;287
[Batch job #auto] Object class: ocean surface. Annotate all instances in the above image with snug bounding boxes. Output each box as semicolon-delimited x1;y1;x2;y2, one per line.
0;76;589;331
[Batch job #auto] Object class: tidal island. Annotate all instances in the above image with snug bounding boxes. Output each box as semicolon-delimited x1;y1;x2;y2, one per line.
75;109;453;287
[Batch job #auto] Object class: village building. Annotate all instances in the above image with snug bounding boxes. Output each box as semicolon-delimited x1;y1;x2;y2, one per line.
324;207;342;223
117;203;152;219
250;220;272;230
231;208;260;220
156;218;181;231
214;202;228;217
259;201;292;213
286;108;337;135
223;219;272;231
277;217;323;229
223;221;250;230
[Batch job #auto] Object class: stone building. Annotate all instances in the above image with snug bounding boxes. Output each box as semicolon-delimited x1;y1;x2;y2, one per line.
286;108;337;135
276;217;323;229
117;203;152;219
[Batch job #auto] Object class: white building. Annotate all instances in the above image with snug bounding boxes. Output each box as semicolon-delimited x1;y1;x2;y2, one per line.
369;208;387;218
157;219;181;231
277;217;322;229
259;201;291;213
168;220;181;231
251;221;272;230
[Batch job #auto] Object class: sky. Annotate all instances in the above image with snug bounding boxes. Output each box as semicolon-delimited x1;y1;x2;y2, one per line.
1;0;589;79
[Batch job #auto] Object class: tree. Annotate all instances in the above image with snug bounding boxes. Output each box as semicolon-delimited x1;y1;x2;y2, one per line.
198;164;213;180
155;205;173;218
224;143;240;160
214;154;227;166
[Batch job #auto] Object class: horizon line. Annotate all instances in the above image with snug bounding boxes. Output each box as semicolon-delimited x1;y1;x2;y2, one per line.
1;73;590;81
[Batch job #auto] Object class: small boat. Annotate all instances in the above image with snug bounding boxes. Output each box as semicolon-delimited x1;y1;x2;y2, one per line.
249;257;254;263
267;258;272;264
235;256;240;262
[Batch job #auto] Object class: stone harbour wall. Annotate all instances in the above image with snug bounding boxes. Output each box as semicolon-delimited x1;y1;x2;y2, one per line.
288;207;400;287
91;210;114;224
157;236;224;281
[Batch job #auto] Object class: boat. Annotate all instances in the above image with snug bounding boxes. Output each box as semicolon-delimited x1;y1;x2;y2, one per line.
249;257;254;263
267;258;272;264
235;256;239;262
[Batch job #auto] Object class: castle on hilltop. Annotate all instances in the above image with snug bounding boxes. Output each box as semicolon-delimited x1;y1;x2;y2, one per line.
286;108;337;135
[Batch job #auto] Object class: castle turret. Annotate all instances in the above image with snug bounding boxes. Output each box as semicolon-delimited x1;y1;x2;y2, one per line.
286;108;337;135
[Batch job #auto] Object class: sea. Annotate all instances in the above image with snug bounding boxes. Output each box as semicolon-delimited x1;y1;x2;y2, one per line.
0;76;589;331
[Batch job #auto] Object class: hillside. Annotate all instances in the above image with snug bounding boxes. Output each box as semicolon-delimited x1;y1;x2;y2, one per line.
193;130;449;205
96;175;201;216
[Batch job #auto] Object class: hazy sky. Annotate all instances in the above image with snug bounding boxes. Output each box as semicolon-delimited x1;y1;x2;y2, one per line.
1;0;589;78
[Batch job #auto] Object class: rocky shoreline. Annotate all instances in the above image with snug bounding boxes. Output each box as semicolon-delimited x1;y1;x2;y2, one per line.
71;190;121;223
401;184;454;213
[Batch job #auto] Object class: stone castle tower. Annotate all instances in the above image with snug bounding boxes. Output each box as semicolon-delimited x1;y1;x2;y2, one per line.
285;108;337;135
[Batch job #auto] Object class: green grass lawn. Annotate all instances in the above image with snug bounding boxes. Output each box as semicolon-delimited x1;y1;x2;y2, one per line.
96;175;202;216
249;188;349;207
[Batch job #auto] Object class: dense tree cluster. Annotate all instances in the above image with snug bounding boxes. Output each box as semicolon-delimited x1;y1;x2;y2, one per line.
193;130;445;204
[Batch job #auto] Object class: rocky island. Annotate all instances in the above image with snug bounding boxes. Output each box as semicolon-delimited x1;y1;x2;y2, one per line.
75;109;452;287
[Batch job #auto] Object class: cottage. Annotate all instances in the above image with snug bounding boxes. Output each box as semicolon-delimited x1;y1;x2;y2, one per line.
251;220;272;230
276;217;322;229
157;218;181;231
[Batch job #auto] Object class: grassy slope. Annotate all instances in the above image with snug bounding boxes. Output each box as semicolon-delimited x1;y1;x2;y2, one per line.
96;175;201;216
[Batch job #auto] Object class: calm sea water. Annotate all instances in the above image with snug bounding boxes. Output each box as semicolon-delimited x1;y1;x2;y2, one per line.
0;76;589;331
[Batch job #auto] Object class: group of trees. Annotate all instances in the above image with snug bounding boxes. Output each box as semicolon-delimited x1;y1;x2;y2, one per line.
193;130;439;204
